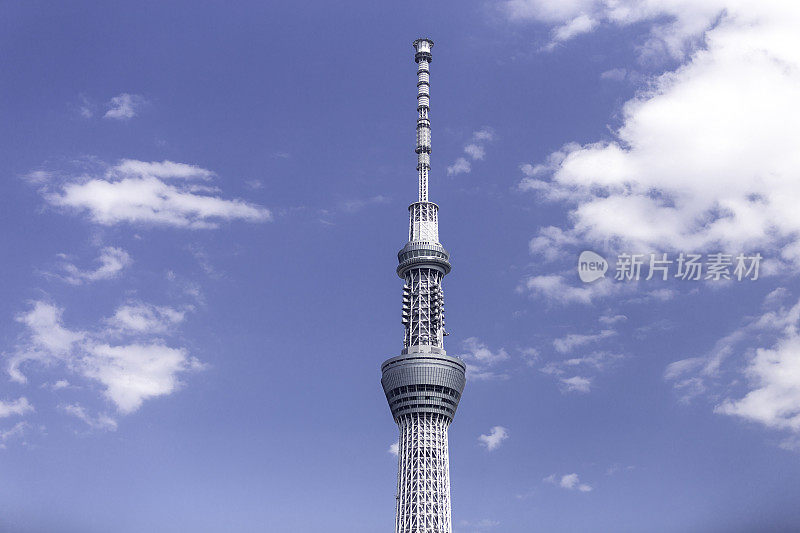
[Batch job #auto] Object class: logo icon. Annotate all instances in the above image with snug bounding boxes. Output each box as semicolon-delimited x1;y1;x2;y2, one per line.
578;251;607;283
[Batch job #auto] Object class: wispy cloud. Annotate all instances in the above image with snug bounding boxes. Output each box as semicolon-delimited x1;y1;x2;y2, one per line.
105;302;186;334
600;68;627;81
542;351;623;375
458;518;501;531
0;422;29;448
459;337;510;381
54;246;132;285
521;274;628;305
553;329;616;354
9;300;203;415
544;472;593;492
35;159;271;228
665;290;800;447
337;195;390;214
61;403;117;431
541;319;624;393
446;157;471;176
104;93;147;120
528;226;579;262
78;94;94;118
478;426;509;451
463;144;486;160
0;397;34;418
599;313;627;326
447;128;495;176
559;375;592;393
502;0;721;60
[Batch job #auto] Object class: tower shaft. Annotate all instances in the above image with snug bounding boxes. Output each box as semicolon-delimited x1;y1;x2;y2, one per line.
381;38;466;533
396;413;452;532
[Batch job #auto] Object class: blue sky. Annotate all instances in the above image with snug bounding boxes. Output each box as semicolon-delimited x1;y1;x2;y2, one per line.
2;1;800;532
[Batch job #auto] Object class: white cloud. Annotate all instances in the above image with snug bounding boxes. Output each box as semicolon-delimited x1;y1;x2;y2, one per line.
9;301;203;415
779;436;800;452
447;157;471;176
600;68;627;81
503;0;724;59
106;302;185;334
83;342;199;414
521;347;540;367
57;246;132;285
23;170;53;184
52;379;70;390
599;313;627;326
61;404;117;431
666;292;800;441
0;422;29;447
714;335;800;431
41;159;271;228
707;309;800;432
338;195;390;213
646;288;676;302
459;518;500;530
78;94;94;118
528;226;579;262
472;128;495;142
541;350;623;391
389;441;399;456
448;128;495;175
463;337;510;365
553;329;615;353
460;337;510;381
0;397;34;418
478;426;509;451
104;93;147;120
522;274;627;305
9;301;85;383
515;2;800;271
544;472;593;492
113;159;213;180
464;144;486;160
550;13;597;45
560;375;592;393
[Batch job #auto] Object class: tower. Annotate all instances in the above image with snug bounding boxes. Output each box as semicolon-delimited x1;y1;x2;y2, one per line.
381;38;466;533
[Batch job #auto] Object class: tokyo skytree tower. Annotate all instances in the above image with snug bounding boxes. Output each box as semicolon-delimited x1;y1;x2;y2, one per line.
381;38;466;533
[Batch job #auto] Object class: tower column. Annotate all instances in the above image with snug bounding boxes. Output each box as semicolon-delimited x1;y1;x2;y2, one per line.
396;413;452;533
381;38;465;533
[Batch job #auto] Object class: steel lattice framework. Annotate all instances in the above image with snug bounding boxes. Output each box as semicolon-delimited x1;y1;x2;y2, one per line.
395;413;452;532
381;38;466;533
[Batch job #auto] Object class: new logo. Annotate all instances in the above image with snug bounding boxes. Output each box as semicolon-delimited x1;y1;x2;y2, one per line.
578;251;608;283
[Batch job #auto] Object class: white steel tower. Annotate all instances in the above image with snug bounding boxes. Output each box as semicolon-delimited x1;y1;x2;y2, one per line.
381;38;466;533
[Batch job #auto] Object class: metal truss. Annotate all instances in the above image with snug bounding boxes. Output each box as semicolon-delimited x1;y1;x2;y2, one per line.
402;267;445;349
395;412;452;533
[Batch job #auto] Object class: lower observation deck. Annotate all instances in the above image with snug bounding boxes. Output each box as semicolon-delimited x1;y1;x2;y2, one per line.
381;350;466;422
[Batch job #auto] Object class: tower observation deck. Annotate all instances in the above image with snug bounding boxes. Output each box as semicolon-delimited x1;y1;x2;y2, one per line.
381;38;466;533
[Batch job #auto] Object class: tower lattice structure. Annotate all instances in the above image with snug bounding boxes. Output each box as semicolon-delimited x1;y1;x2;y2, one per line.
381;38;466;533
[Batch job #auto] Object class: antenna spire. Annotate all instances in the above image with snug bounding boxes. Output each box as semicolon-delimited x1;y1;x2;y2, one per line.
413;38;433;202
